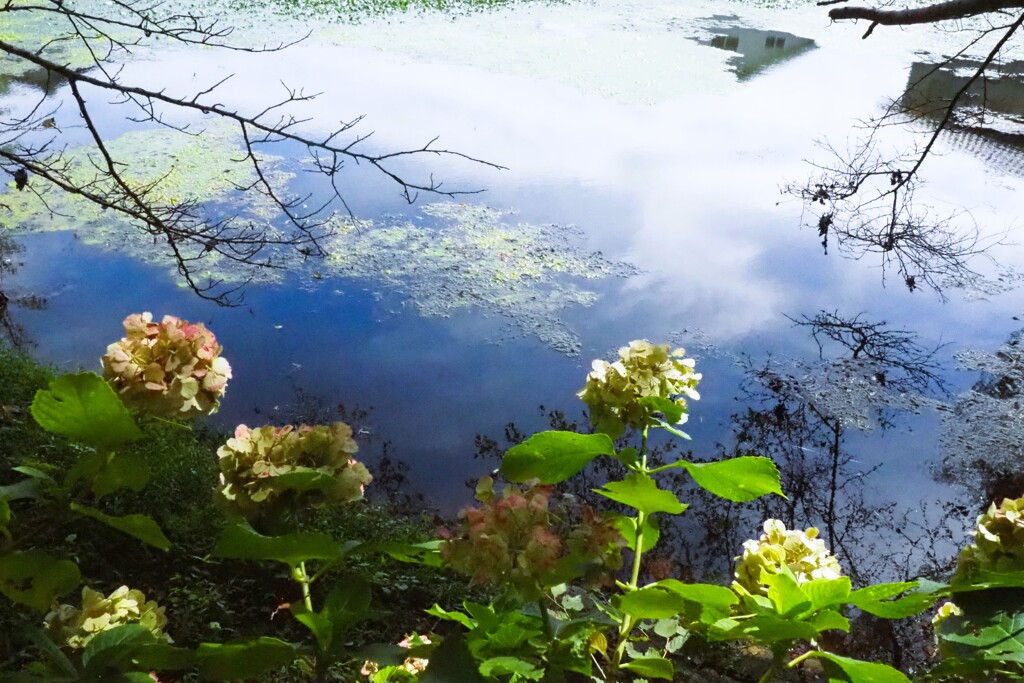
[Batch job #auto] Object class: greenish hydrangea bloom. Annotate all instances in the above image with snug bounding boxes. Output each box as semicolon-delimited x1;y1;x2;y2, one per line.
734;519;843;595
577;339;700;436
44;585;169;650
217;422;372;516
102;312;231;420
956;495;1024;576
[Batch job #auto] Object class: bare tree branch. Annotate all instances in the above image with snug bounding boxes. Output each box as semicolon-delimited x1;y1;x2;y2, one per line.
0;0;506;304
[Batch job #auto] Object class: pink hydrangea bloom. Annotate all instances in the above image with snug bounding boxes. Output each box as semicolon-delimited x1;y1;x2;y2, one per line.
102;312;231;419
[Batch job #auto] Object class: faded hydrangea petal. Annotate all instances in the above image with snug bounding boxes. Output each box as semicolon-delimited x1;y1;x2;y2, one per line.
577;340;701;435
44;586;169;650
734;519;843;595
101;313;231;420
217;421;371;517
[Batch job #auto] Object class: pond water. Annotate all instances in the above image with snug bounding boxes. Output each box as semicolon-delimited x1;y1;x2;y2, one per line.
2;0;1024;583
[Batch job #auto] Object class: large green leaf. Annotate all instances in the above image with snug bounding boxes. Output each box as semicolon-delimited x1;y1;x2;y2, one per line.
813;652;911;683
196;637;295;681
30;373;142;449
419;632;487;683
595;473;686;515
764;570;811;618
710;614;820;643
0;550;80;612
621;655;674;680
479;656;544;680
71;504;170;551
617;585;688;619
676;456;783;502
426;603;476;630
500;431;615;484
66;450;150;499
656;580;738;613
807;609;850;633
212;522;342;566
81;624;156;673
611;513;660;553
802;577;851;612
847;582;935;619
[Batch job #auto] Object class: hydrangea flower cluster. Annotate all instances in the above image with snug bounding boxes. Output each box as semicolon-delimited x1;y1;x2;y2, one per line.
101;312;232;420
577;340;700;435
956;495;1024;576
734;519;843;595
217;422;372;516
44;586;169;650
440;478;625;598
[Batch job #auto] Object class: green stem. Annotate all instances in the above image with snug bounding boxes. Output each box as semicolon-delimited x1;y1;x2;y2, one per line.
295;561;314;612
611;429;651;678
757;664;777;683
537;598;554;642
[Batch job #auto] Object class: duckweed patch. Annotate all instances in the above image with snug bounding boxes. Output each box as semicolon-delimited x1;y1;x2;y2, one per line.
323;203;638;355
0;120;290;286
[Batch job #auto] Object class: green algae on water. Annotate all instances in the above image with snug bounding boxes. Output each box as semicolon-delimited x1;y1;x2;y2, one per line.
322;203;638;355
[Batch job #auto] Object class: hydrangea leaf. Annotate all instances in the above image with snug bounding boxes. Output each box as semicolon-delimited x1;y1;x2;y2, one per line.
612;513;659;553
0;550;80;612
80;624;156;673
479;656;544;679
323;579;374;634
196;637;296;681
67;450;150;499
418;632;487;683
617;585;688;619
70;503;170;551
764;569;812;617
709;614;819;643
30;372;142;449
807;609;850;634
802;577;852;612
500;431;615;484
212;522;342;565
847;582;935;619
654;580;739;613
621;656;674;680
426;604;476;630
676;456;783;503
595;473;686;516
270;470;339;494
637;396;684;424
813;652;911;683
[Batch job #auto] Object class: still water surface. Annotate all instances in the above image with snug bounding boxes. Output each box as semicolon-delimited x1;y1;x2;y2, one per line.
3;0;1024;579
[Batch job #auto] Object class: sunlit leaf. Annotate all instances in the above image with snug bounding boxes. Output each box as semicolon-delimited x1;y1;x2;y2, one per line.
617;586;688;619
807;609;850;634
70;503;170;551
802;577;851;612
595;473;686;515
611;513;659;553
81;624;155;673
637;396;684;424
847;581;935;619
813;652;911;682
30;372;142;449
426;604;476;630
196;637;295;681
479;656;544;679
501;431;615;484
0;550;79;612
655;580;738;613
212;522;341;566
676;456;783;502
621;655;674;680
764;570;811;617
